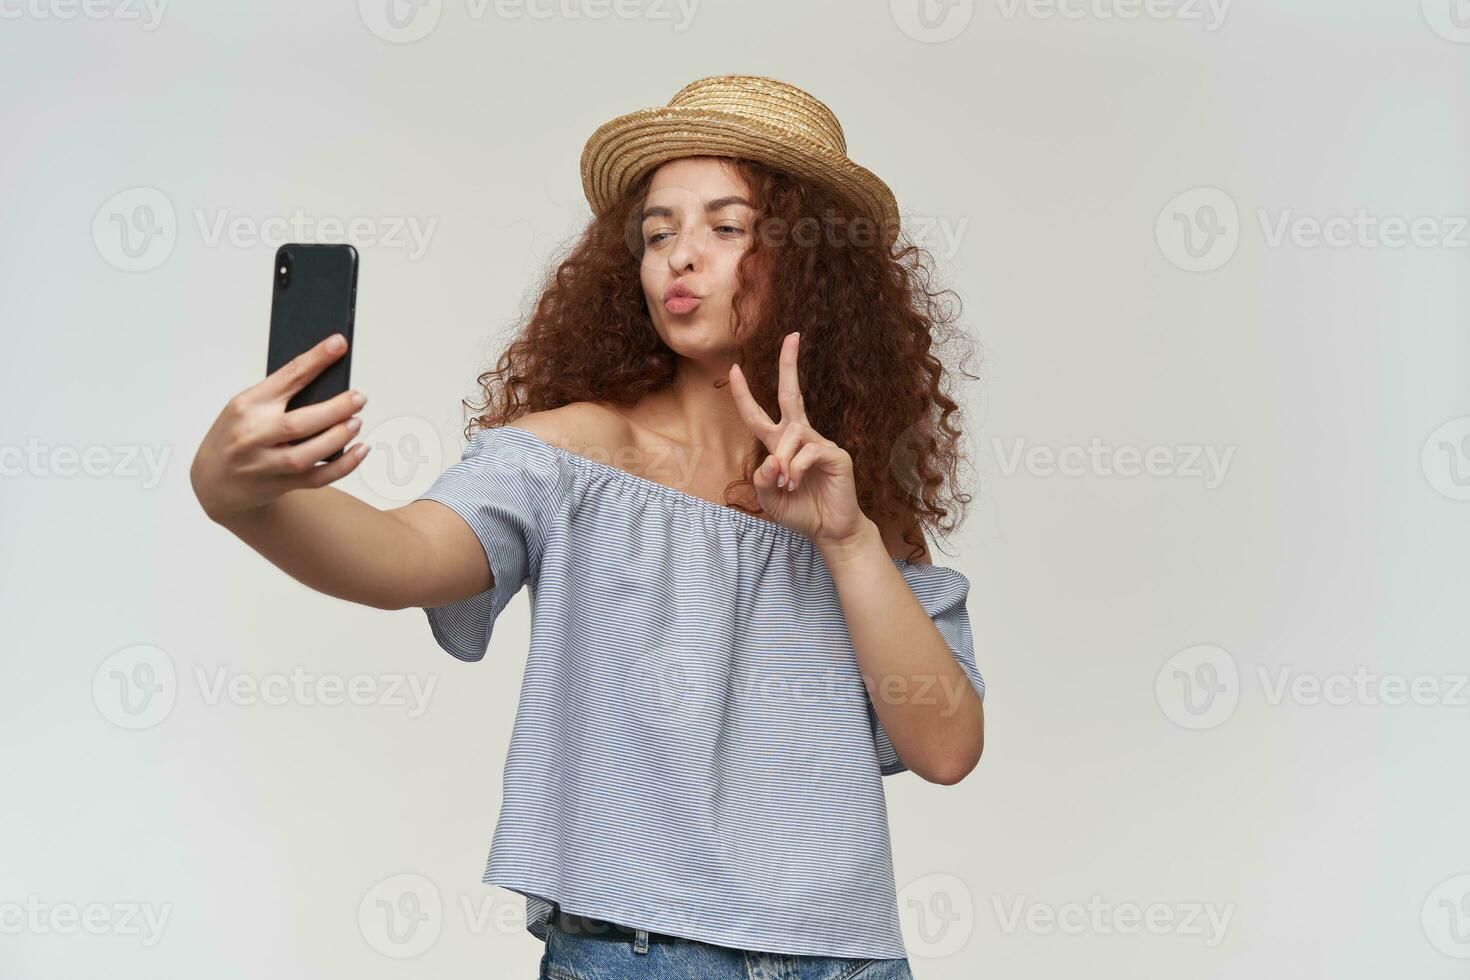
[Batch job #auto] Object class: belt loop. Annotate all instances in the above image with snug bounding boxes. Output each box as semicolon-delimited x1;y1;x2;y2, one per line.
633;926;650;954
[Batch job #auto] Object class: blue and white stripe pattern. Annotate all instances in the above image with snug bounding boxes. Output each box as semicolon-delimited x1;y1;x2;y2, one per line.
415;423;986;960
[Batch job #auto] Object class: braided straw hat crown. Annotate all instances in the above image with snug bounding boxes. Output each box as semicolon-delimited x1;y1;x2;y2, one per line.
580;74;901;244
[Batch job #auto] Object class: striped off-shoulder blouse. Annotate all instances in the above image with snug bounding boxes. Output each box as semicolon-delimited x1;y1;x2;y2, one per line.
414;422;986;960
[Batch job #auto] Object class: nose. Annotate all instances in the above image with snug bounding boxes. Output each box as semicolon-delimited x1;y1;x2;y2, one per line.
666;221;710;273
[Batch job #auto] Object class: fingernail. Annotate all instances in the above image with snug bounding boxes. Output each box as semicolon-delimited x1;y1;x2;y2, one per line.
329;333;346;351
351;391;366;408
347;417;361;431
777;472;785;487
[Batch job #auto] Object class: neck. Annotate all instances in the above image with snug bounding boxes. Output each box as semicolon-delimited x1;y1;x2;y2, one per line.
641;355;757;470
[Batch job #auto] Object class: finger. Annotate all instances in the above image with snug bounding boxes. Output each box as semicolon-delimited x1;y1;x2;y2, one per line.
776;332;806;423
274;388;366;446
296;440;371;489
771;424;808;489
268;415;361;476
786;440;826;493
754;453;781;492
257;333;348;404
726;362;778;445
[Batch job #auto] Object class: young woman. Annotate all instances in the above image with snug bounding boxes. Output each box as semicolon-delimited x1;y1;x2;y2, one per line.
191;75;986;979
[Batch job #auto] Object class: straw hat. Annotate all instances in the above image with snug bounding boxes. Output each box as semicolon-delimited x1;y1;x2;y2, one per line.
580;74;901;244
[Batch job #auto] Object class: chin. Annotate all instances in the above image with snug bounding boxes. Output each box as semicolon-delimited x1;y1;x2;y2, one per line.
656;319;733;356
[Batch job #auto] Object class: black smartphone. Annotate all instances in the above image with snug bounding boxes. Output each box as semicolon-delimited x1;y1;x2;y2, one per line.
266;243;358;462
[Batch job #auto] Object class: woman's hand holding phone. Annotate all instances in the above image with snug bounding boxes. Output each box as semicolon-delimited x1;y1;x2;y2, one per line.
190;333;370;524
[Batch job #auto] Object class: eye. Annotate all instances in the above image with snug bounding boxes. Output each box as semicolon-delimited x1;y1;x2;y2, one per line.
646;231;672;245
716;224;743;235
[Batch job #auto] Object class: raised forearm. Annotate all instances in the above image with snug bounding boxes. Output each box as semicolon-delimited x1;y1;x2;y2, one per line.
820;518;984;784
215;486;433;611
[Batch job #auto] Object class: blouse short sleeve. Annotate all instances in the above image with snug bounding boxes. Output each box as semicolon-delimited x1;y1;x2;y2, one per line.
870;566;986;776
413;426;562;663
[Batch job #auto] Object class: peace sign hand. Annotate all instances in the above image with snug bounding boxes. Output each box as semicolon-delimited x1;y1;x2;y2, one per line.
727;332;870;546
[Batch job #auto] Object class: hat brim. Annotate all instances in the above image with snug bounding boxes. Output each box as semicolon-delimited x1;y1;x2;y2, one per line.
580;105;901;242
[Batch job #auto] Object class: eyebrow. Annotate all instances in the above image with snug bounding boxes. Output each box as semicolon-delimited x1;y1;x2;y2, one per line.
639;196;753;222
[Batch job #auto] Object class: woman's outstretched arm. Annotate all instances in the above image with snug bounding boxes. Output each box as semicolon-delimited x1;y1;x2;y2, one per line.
191;334;490;612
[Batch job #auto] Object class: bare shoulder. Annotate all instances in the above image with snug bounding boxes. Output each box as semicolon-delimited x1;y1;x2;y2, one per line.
502;402;632;459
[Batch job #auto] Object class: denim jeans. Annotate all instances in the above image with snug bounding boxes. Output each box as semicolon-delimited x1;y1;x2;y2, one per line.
537;915;916;979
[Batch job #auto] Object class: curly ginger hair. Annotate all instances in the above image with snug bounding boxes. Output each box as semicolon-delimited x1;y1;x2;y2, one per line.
465;157;979;563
